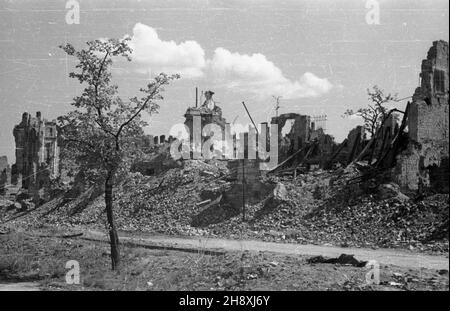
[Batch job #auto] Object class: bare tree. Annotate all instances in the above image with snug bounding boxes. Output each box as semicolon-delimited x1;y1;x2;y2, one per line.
58;37;179;270
343;86;398;137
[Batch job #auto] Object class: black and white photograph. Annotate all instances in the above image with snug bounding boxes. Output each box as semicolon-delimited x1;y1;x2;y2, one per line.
0;0;448;298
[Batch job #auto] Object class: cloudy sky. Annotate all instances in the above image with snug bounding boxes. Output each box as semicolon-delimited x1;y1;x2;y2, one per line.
0;0;448;162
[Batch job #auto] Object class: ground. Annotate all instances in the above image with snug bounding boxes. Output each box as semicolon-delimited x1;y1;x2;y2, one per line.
0;161;448;291
0;228;448;291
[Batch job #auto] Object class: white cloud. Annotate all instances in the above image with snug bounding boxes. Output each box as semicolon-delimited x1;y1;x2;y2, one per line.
208;47;333;99
348;114;363;120
128;23;206;78
127;23;333;98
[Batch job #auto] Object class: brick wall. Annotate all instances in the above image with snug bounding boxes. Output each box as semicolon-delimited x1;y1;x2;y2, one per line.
394;41;449;193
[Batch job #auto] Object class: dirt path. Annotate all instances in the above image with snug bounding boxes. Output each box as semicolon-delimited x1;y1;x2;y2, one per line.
85;230;449;270
0;282;40;291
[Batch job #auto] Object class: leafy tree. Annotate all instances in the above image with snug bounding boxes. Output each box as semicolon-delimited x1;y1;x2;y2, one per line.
58;37;179;270
343;86;398;137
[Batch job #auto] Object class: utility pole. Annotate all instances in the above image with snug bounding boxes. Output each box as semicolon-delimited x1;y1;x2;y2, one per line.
242;158;246;222
272;95;282;118
195;87;198;107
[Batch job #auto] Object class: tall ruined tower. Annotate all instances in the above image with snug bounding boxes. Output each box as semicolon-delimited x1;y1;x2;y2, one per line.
395;40;449;192
12;111;59;196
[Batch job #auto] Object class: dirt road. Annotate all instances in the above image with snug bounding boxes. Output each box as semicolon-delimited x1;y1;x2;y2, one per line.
0;282;40;291
85;230;449;270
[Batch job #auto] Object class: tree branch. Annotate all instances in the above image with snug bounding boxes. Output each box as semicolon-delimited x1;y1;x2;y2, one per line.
115;82;163;139
115;98;150;140
94;51;110;117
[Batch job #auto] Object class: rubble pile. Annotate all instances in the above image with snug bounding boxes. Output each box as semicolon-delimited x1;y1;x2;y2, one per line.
304;192;449;252
2;160;447;253
114;160;232;234
203;170;449;252
2;160;232;235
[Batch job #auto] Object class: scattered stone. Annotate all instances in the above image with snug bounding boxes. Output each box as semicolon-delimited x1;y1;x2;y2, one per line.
273;183;288;201
378;183;410;202
0;199;14;209
9;202;22;211
389;281;403;287
19;200;35;211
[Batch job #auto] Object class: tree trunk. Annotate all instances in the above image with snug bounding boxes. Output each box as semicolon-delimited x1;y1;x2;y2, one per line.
105;174;120;270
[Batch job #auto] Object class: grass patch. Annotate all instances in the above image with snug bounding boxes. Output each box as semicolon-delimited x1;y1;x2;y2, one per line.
0;229;448;291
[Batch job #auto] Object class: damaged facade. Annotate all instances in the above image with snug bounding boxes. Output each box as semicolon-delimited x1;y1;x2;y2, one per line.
394;40;449;193
184;90;227;152
0;156;10;194
272;113;312;162
12;111;60;199
268;113;337;174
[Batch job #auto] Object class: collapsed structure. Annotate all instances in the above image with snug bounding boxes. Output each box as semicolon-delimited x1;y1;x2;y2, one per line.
270;113;336;172
11;112;60;199
0;156;10;194
1;41;448;204
394;41;449;193
179;41;449;195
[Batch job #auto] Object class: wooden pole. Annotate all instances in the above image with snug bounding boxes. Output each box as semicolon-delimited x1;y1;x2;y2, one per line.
195;87;198;107
350;108;401;166
293;142;316;175
376;102;410;168
242;158;246;222
267;145;308;174
242;102;259;136
328;138;348;164
346;133;361;165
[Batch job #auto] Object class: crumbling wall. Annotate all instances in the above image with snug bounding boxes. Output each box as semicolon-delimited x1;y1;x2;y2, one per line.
271;113;311;162
395;41;449;193
408;100;449;150
0;169;7;196
267;112;341;171
394;144;422;191
12;111;60;199
0;156;9;193
184;93;227;158
0;156;8;173
306;128;336;167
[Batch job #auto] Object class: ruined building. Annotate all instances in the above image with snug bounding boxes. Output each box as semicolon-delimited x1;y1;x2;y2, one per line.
0;156;8;173
0;156;10;194
272;113;311;161
322;41;449;194
166;40;449;193
394;40;449;193
12;111;60;198
131;90;228;177
270;113;336;170
184;90;227;144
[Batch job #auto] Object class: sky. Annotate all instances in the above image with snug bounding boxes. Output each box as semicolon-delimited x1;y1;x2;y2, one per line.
0;0;449;163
